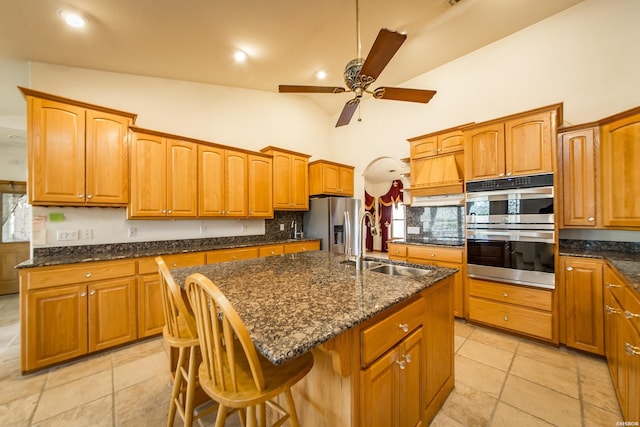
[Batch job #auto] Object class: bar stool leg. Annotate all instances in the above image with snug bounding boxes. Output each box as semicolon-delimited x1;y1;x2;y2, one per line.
168;347;187;427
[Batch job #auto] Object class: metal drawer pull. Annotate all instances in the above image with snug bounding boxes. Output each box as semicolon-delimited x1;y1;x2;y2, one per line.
398;323;409;333
504;315;509;321
173;263;178;267
605;305;621;314
566;266;573;271
503;292;509;297
80;292;87;297
624;310;640;319
87;194;93;199
402;353;412;363
607;283;622;288
396;360;406;370
89;290;96;296
588;217;595;222
624;343;640;356
85;272;92;278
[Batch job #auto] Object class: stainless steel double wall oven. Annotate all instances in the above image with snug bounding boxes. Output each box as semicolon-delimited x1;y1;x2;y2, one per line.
465;173;556;289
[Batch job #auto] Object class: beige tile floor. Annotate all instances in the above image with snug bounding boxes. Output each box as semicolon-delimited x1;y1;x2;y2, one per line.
0;293;623;426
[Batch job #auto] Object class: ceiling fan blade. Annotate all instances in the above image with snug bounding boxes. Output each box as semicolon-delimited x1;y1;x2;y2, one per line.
336;98;360;127
373;87;437;103
279;85;346;94
359;29;407;84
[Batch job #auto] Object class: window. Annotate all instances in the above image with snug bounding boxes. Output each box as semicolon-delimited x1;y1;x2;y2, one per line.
391;203;405;239
2;186;30;243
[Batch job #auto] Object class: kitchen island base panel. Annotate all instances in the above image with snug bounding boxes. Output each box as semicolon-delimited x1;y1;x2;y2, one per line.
273;276;454;426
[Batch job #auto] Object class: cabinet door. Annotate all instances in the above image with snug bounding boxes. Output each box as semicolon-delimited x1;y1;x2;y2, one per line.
561;257;604;355
25;285;88;371
436;261;463;318
604;289;621;385
129;132;167;217
600;113;640;228
321;164;340;193
397;329;423;427
505;112;554;177
199;144;225;216
361;349;395;427
291;155;309;209
137;274;165;338
167;139;198;217
248;154;273;218
28;97;85;204
464;123;505;180
272;152;292;209
410;136;438;158
438;130;465;155
559;128;597;227
85;109;130;205
225;150;248;216
88;278;137;352
621;316;640;420
387;243;407;261
339;166;354;196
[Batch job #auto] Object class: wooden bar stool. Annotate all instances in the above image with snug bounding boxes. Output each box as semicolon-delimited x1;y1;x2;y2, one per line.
156;257;216;426
186;273;314;427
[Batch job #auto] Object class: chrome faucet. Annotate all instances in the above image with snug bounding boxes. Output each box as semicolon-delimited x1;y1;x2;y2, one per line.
356;211;376;271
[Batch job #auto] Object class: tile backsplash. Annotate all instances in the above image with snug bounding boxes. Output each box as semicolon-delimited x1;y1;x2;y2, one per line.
405;206;465;240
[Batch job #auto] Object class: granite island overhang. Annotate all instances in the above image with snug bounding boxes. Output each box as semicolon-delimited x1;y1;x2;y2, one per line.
171;250;457;426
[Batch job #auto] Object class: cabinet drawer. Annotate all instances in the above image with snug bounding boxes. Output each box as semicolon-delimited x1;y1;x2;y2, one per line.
406;245;463;264
25;260;136;290
469;297;553;340
361;298;424;366
625;287;640;335
469;278;552;311
259;245;284;257
284;241;320;254
604;264;627;304
139;253;206;274
207;247;259;264
387;243;407;260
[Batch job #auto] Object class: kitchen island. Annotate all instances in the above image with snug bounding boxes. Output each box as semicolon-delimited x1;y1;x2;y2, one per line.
172;251;457;426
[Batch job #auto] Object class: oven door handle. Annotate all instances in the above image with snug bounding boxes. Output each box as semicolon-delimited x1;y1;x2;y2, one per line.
466;230;555;243
465;186;554;200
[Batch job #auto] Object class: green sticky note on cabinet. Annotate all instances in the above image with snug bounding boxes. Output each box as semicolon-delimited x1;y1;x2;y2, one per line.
49;212;65;222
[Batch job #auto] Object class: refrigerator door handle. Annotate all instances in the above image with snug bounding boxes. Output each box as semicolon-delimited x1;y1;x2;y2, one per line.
344;211;351;257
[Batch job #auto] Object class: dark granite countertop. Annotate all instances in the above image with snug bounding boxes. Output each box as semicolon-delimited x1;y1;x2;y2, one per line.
16;237;321;269
559;247;640;294
171;251;456;365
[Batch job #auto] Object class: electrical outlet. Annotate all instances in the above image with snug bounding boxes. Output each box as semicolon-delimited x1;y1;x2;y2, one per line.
279;223;284;231
128;227;136;238
56;230;79;241
200;225;207;234
82;229;93;240
241;224;247;232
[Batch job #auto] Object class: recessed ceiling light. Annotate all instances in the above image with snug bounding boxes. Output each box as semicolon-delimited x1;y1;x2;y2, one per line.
316;70;327;80
59;10;86;28
233;50;248;63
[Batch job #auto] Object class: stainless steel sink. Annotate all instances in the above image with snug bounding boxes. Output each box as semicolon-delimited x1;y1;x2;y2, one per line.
367;264;432;278
339;259;384;269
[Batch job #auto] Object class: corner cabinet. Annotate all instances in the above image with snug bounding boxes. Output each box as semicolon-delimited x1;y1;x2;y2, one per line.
21;87;136;206
558;256;604;355
260;147;310;211
600;109;640;228
309;160;354;197
464;104;561;181
557;125;599;228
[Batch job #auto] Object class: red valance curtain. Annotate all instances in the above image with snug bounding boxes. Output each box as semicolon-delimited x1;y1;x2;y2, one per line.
377;180;403;252
364;191;375;251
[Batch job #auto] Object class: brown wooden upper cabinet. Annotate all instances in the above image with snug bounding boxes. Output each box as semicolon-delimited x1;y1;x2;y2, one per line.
260;147;309;210
198;144;249;218
309;160;354;197
409;129;464;159
247;154;274;218
558;125;599;228
21;87;136;206
600;108;640;228
464;104;561;181
129;130;198;218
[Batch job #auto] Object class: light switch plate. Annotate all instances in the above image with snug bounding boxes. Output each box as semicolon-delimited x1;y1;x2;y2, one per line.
407;226;421;235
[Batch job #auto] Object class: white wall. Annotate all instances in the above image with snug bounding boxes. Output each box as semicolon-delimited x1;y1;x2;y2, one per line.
328;0;640;202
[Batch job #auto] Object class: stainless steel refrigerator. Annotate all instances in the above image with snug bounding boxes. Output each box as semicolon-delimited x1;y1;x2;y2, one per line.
303;197;362;256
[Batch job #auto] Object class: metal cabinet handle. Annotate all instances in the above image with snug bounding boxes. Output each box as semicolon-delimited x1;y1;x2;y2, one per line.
168;210;172;214
78;194;84;198
86;194;93;199
172;263;177;267
605;305;621;314
624;310;640;319
503;292;509;297
566;266;573;271
85;272;92;278
430;253;435;257
396;360;406;370
624;343;640;356
499;173;505;177
506;172;512;176
89;290;96;296
398;323;409;333
402;353;412;363
607;283;622;289
588;217;595;222
80;292;87;297
232;256;237;260
504;315;509;321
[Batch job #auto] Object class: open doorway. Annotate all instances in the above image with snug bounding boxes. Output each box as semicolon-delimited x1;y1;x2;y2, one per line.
1;181;30;295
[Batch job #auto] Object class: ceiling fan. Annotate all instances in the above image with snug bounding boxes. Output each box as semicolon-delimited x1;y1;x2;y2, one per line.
278;0;437;127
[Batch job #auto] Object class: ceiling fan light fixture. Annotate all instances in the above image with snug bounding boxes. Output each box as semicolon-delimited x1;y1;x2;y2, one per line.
316;70;327;80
